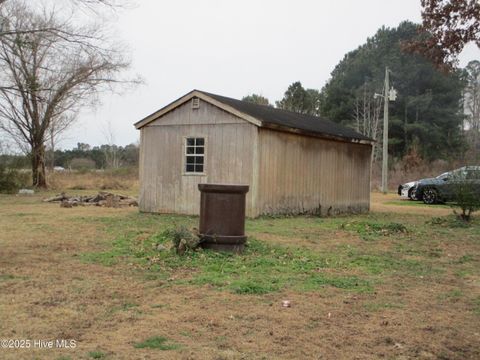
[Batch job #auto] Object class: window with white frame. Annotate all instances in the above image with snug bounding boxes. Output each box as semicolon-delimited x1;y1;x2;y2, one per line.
185;137;205;173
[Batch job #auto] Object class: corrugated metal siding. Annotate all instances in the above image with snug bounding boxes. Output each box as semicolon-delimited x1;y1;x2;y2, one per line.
256;128;371;216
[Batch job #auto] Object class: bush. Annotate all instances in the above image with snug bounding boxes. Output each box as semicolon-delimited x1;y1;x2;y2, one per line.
160;226;202;255
450;177;480;222
0;164;29;193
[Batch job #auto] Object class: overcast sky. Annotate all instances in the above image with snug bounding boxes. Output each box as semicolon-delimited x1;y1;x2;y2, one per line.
62;0;480;149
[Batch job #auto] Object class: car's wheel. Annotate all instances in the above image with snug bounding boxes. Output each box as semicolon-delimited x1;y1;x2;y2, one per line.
422;188;438;204
408;187;417;201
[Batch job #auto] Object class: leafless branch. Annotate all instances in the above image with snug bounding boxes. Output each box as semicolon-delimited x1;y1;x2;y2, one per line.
0;0;139;187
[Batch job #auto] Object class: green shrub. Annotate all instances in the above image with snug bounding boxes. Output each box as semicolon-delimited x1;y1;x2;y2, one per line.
0;163;29;193
160;226;202;255
450;178;480;222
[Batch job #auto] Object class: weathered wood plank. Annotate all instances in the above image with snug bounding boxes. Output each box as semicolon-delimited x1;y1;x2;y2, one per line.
256;128;371;216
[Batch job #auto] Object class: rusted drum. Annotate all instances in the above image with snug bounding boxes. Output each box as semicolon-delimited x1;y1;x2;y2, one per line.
198;183;249;253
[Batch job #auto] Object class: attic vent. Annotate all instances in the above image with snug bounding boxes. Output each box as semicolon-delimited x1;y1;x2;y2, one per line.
192;97;200;109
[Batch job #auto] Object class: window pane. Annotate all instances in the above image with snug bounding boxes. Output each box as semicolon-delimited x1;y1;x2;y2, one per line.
185;138;205;173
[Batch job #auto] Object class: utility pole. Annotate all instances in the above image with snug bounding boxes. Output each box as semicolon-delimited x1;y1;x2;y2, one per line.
382;67;389;194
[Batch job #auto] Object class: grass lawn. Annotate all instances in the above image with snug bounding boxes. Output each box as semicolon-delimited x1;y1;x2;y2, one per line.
0;191;479;359
384;199;452;209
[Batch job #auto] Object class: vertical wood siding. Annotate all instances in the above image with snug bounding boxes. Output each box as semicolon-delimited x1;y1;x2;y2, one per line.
256;128;371;216
139;98;372;217
139;100;258;216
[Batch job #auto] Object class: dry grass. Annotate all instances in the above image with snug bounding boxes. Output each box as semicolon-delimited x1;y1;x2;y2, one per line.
0;191;479;359
371;192;452;216
47;168;138;192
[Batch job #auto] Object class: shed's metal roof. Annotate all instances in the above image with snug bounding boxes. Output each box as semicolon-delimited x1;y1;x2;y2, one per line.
135;90;373;143
200;91;372;142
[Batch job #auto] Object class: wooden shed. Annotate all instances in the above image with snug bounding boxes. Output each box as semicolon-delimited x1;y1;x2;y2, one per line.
134;90;373;217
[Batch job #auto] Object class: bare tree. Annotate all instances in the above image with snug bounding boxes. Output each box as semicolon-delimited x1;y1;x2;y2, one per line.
72;0;127;7
464;60;480;151
1;0;125;9
0;1;136;187
0;1;130;37
101;118;120;169
353;82;383;163
45;113;74;170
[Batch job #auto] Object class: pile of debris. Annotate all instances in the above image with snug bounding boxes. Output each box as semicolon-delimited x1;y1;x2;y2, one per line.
43;192;138;208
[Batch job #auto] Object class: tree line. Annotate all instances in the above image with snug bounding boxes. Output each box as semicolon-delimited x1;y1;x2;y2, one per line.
243;20;479;164
1;142;139;170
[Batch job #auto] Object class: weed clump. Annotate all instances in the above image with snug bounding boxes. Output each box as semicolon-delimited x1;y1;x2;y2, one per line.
134;336;179;350
88;350;106;359
427;216;470;228
340;220;408;240
160;226;203;255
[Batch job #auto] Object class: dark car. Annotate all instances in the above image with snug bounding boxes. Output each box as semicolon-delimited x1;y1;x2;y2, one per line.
414;166;480;204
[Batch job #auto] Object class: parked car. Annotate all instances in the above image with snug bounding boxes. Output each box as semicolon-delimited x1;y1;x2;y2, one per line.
397;181;418;200
413;166;480;204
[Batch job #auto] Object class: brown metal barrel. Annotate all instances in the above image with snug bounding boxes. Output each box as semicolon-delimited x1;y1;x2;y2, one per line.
198;183;249;253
